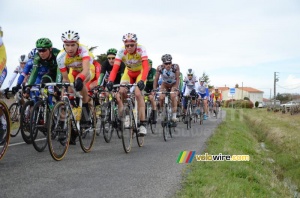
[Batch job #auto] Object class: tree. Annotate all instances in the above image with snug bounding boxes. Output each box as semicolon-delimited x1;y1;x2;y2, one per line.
89;46;98;52
235;84;239;88
95;54;107;65
200;72;210;84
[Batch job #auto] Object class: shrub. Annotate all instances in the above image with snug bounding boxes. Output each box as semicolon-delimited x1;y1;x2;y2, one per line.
255;101;259;108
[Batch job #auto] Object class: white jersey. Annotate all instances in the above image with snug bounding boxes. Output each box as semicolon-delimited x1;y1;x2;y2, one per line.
195;82;207;94
182;75;197;96
7;65;24;88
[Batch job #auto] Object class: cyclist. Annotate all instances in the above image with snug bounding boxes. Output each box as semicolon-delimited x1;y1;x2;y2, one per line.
211;86;222;116
182;69;198;122
98;48;125;87
153;54;180;122
195;77;209;120
106;33;149;136
57;30;97;128
24;38;61;105
144;59;157;124
3;55;28;93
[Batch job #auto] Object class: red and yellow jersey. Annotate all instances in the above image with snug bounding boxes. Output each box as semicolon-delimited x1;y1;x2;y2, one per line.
212;91;222;101
115;44;148;72
57;44;94;73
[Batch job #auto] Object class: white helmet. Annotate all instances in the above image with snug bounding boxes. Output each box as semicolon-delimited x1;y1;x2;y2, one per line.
215;86;219;90
187;68;194;76
61;30;80;43
122;33;138;42
19;54;28;63
28;48;37;59
199;77;205;82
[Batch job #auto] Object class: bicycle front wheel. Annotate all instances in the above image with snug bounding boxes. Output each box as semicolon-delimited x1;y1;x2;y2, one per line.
79;104;96;153
8;102;20;137
0;101;11;160
121;106;132;153
47;101;71;161
30;100;48;152
20;100;34;144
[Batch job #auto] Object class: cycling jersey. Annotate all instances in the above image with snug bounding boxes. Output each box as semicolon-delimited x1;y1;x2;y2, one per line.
98;60;125;86
157;64;179;85
182;75;197;96
109;44;148;83
144;68;156;93
17;59;34;85
195;82;209;99
179;72;183;91
57;44;95;82
28;48;61;85
6;65;24;88
211;92;222;101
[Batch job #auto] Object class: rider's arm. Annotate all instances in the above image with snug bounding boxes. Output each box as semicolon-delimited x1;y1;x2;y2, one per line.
153;66;160;90
17;60;33;86
27;65;38;85
141;59;149;81
77;57;90;82
108;60;121;82
6;69;18;88
97;62;106;86
174;65;180;89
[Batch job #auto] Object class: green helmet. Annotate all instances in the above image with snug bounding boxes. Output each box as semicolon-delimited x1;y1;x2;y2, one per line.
107;48;117;55
36;38;52;49
148;59;153;65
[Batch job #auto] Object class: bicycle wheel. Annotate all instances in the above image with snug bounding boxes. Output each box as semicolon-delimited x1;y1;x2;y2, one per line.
186;105;191;130
79;104;96;153
8;102;20;137
121;106;132;153
20;100;34;144
30;100;48;152
0;101;11;160
163;104;170;141
47;101;71;161
102;103;113;143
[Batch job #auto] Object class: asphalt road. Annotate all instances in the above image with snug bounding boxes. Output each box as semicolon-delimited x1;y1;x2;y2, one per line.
0;111;225;198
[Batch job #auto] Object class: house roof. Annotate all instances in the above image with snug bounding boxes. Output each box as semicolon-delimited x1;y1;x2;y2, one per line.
238;87;264;93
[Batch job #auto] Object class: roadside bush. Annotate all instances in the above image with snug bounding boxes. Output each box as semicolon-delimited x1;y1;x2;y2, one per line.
223;99;253;108
255;101;259;108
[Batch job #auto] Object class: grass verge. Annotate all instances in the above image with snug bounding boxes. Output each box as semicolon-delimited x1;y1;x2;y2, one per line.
175;108;295;198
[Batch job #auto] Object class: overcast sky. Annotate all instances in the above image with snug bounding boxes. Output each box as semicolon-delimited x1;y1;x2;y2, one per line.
1;0;300;98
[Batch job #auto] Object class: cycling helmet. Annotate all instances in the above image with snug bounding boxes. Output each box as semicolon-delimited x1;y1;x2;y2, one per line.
19;54;28;63
187;68;194;76
107;48;117;55
122;33;138;42
215;86;218;90
61;30;80;43
36;38;52;49
199;77;205;82
148;59;153;65
161;54;172;63
28;48;37;59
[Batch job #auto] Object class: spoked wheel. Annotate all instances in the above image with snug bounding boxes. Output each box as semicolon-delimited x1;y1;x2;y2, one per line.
102;120;113;143
47;101;71;161
30;100;48;152
136;125;144;147
102;103;113;143
163;121;169;142
8;103;21;137
121;106;132;153
79;104;96;153
186;107;192;130
0;101;11;160
20;100;34;144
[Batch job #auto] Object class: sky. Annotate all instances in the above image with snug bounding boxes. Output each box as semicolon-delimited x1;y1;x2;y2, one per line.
1;0;300;98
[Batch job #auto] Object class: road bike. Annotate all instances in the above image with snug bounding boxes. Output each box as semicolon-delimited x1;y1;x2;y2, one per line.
0;100;11;160
47;83;96;161
120;84;144;153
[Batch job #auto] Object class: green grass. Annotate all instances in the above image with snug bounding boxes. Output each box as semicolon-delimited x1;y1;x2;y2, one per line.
175;108;293;198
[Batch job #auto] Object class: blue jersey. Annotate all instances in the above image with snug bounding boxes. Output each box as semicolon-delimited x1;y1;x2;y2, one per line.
17;59;48;85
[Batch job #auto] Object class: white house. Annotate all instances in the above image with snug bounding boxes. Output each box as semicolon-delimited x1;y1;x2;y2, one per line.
213;87;264;104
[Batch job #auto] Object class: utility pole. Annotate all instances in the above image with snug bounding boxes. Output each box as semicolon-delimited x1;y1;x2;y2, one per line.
274;72;279;107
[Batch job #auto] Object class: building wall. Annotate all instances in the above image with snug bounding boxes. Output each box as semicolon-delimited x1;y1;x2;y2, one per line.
221;88;263;103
